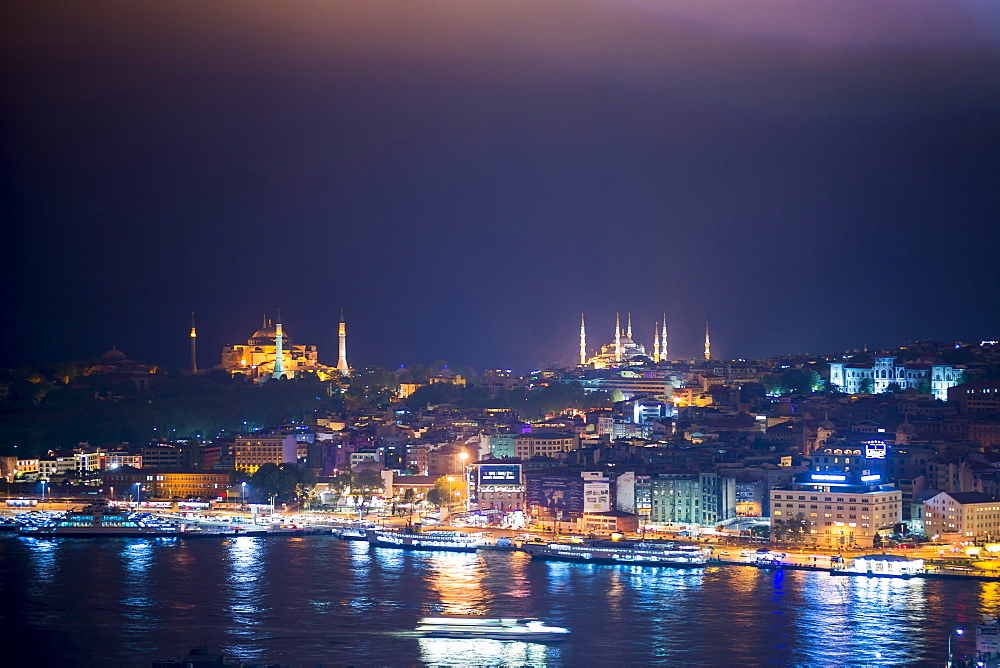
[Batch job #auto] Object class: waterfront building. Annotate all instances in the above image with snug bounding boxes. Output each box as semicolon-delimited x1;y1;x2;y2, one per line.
582;510;640;534
514;432;579;459
233;435;298;474
103;466;231;500
648;472;736;527
829;357;964;401
769;440;901;548
468;460;524;514
924;491;1000;543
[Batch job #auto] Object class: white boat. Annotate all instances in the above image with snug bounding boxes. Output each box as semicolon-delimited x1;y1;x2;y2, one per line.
524;540;708;567
18;500;178;537
366;528;485;552
415;616;569;641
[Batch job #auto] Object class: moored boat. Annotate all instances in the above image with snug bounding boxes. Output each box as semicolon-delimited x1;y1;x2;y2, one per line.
524;539;708;567
415;616;569;641
366;528;485;552
18;500;181;537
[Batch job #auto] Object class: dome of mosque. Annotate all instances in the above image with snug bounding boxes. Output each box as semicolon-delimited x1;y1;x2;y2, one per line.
249;326;291;345
102;348;128;361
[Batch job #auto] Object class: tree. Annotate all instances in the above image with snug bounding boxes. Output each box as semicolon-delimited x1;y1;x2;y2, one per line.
249;462;315;503
917;378;932;394
351;469;384;517
885;382;903;394
326;470;352;508
430;475;466;511
859;378;875;394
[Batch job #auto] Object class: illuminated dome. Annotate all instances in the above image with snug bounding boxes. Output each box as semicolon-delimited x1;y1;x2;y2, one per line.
248;325;291;345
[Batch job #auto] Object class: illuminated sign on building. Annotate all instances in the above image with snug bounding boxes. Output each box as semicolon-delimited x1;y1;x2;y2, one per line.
478;464;522;488
865;442;887;459
812;474;847;482
861;474;881;482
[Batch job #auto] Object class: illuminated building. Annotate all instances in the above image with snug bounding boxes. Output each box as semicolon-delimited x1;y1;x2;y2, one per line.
769;440;901;548
924;491;1000;543
219;314;340;381
468;461;524;513
514;432;579;458
649;472;736;526
233;435;298;473
583;313;648;368
103;466;231;499
336;309;349;376
704;321;711;361
829;357;964;401
190;312;198;374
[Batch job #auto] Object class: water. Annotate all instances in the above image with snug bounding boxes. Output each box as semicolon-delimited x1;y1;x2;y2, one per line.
0;534;992;666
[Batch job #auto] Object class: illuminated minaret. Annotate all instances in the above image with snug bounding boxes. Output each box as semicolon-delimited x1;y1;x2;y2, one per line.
626;312;633;340
661;316;668;362
337;309;350;375
704;321;711;361
273;310;285;379
579;314;587;366
614;313;623;363
653;323;661;363
189;312;198;374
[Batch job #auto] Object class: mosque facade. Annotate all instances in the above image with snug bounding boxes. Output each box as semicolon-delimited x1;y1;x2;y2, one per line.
218;313;350;381
581;313;668;369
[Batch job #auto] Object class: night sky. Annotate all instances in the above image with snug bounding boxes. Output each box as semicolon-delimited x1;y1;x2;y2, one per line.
3;1;1000;373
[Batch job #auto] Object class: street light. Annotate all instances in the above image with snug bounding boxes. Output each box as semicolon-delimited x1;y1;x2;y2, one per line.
241;481;247;507
40;480;46;505
948;628;964;667
134;482;142;507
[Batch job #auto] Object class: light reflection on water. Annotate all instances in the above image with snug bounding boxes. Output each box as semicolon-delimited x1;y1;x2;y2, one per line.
1;536;997;666
223;535;267;658
418;636;556;666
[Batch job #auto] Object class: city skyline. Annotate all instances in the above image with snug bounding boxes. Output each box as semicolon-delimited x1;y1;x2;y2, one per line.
3;1;999;371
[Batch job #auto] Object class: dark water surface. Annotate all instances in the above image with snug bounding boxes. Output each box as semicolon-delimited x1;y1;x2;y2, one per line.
0;534;993;666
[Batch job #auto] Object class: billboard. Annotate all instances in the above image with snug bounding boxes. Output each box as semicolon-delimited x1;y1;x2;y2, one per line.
478;464;521;487
584;481;612;513
525;475;584;518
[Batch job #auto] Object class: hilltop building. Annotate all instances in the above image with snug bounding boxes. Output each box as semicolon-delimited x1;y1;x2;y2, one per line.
219;313;350;381
829;357;964;401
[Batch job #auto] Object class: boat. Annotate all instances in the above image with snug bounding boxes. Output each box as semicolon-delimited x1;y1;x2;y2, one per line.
366;527;485;552
18;500;181;537
524;539;708;567
415;616;569;641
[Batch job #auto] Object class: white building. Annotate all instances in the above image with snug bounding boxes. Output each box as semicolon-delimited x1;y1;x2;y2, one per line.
829;357;964;401
770;487;902;549
924;491;1000;543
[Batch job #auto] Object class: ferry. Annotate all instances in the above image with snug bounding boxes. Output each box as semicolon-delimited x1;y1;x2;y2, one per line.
415;616;569;641
18;500;180;537
366;528;485;552
524;539;708;567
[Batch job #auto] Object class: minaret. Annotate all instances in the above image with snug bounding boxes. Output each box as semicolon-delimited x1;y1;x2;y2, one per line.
189;312;198;374
704;321;711;361
626;312;633;340
661;316;668;363
337;309;350;376
579;314;587;366
273;311;285;379
653;323;661;363
615;313;623;363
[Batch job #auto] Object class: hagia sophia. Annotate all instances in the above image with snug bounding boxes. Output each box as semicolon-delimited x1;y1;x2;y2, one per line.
213;312;351;381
